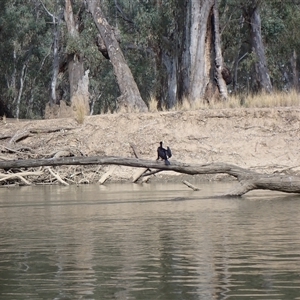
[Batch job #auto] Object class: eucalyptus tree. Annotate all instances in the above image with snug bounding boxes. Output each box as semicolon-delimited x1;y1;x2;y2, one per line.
187;0;229;103
220;0;300;94
86;0;148;112
113;0;229;109
260;0;300;91
0;0;52;118
242;0;272;93
40;0;64;106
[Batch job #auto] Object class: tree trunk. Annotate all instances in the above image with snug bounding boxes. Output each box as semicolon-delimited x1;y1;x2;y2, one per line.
178;0;191;101
50;9;63;106
291;50;299;91
86;0;148;113
162;52;178;109
212;0;228;100
64;0;89;116
187;0;228;103
64;0;84;98
245;2;272;93
15;62;27;119
1;156;300;196
154;47;166;110
189;0;214;102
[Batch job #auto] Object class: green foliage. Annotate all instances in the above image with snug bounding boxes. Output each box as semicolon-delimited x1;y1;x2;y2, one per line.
219;0;300;93
65;34;84;55
0;0;300;118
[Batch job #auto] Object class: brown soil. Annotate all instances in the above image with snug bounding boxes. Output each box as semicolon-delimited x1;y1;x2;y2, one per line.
1;107;300;185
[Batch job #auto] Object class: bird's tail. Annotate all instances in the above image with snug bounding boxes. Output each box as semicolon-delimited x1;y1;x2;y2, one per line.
167;147;172;158
164;159;170;165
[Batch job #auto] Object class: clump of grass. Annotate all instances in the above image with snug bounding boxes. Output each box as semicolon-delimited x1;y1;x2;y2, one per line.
148;95;159;112
245;90;300;108
205;90;300;109
146;90;299;113
206;96;241;109
72;94;88;124
176;97;191;111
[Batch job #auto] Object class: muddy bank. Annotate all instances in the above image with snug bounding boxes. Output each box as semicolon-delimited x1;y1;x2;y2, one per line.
1;107;300;185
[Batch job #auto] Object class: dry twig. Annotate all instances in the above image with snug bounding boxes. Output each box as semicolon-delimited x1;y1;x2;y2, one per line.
47;167;69;186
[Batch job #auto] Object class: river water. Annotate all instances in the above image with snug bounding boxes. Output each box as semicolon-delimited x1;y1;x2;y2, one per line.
1;182;300;300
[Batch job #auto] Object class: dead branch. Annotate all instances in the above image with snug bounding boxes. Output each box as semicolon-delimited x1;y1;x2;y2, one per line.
0;155;9;161
53;150;73;158
99;165;117;184
9;130;31;144
129;142;152;182
0;156;300;195
91;165;102;182
141;169;163;177
0;134;12;140
6;127;76;144
0;170;43;185
1;145;35;154
44;147;83;159
132;168;148;183
182;180;200;191
47;167;69;186
129;143;140;158
29;127;76;134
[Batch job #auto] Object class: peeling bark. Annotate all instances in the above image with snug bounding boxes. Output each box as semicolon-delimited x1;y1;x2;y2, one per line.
212;0;228;100
51;10;63;105
64;0;84;98
189;0;214;101
188;0;228;102
291;50;299;91
15;62;27;119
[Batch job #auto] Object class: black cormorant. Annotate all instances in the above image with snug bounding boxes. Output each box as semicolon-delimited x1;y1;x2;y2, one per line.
157;141;172;165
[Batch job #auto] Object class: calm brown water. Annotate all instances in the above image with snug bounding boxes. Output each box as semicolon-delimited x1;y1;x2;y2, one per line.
1;182;300;300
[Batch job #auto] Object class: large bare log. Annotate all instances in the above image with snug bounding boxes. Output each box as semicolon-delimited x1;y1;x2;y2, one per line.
0;156;299;195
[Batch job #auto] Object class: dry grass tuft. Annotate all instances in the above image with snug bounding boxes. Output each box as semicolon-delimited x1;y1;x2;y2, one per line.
145;90;299;113
189;90;300;110
72;94;88;124
148;96;158;112
243;90;300;108
177;97;191;111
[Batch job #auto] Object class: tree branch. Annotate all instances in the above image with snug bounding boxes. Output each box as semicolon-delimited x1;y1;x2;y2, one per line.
0;156;299;195
39;0;58;21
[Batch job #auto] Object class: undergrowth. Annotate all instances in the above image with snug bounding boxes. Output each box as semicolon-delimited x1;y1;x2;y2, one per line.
148;90;300;112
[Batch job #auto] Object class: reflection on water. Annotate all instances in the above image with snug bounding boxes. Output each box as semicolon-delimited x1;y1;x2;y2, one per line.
1;182;300;299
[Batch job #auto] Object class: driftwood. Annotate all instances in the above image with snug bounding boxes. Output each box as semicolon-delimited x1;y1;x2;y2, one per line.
129;142;155;183
0;170;43;185
182;180;200;191
47;167;69;186
1;145;35;154
0;156;299;196
0;134;12;140
2;127;76;144
99;165;117;184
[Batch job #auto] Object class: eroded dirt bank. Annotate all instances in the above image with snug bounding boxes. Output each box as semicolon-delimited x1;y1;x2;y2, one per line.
1;107;300;184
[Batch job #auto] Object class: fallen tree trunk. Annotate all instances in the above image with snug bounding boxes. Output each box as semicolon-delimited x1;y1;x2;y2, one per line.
0;156;299;196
